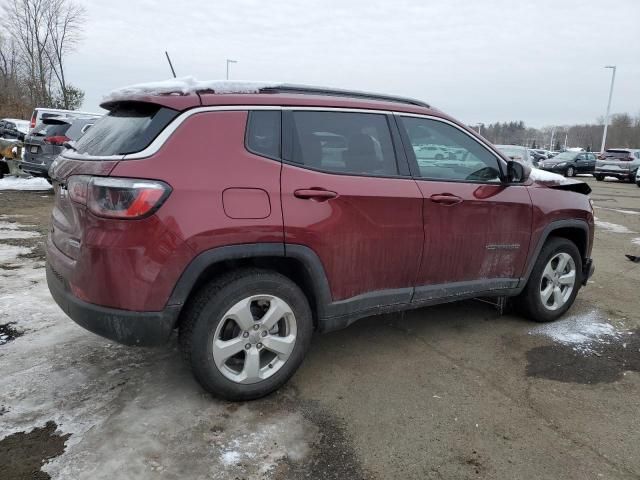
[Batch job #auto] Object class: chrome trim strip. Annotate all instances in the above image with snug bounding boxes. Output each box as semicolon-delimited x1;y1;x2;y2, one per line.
59;104;506;166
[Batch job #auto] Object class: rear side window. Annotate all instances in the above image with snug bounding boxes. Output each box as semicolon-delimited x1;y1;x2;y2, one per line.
604;150;632;160
246;111;281;159
74;102;178;156
290;111;398;176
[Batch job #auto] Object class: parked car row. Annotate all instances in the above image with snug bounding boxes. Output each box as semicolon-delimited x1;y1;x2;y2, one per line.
21;115;100;178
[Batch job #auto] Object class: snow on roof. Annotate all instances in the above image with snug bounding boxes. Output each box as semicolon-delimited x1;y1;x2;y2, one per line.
103;76;282;102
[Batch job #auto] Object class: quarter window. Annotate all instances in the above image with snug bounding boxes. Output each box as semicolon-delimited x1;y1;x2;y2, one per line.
246;110;281;159
291;111;398;176
400;117;501;182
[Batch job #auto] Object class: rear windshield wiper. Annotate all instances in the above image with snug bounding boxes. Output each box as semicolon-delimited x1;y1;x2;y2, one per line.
63;141;77;151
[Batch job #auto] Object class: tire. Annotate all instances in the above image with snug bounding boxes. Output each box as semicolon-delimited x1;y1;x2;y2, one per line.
179;268;313;401
636;182;640;188
595;175;604;181
516;237;582;323
435;154;444;160
565;166;575;177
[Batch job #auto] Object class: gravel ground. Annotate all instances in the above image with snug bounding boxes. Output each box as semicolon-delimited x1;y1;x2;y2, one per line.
0;177;639;480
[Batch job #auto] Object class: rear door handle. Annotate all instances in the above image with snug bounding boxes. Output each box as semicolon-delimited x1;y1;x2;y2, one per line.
294;189;338;201
430;193;463;206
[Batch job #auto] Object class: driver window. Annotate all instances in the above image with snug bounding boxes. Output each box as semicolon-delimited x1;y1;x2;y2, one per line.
400;117;501;182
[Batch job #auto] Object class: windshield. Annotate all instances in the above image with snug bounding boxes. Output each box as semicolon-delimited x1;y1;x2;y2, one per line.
73;102;178;156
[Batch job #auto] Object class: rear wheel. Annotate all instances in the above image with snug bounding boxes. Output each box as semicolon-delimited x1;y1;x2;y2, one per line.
516;237;582;323
595;174;604;181
179;269;313;401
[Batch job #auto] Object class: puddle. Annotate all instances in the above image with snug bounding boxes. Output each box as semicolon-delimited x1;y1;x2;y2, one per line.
0;322;23;345
0;421;71;480
526;329;640;384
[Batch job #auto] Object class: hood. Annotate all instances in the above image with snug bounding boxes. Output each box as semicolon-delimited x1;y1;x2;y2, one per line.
528;168;591;195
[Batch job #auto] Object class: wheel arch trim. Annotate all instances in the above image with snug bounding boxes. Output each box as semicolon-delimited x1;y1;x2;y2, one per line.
519;219;590;288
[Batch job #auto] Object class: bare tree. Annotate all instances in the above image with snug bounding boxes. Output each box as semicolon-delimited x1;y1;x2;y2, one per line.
44;0;86;109
1;0;85;112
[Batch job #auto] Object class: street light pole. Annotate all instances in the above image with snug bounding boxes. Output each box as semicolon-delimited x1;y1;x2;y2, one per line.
600;65;616;153
226;59;238;80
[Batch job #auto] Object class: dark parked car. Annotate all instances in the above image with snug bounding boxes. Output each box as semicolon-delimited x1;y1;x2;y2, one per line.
538;151;597;177
594;149;640;182
529;150;547;165
0;118;30;141
21;116;98;178
46;82;595;401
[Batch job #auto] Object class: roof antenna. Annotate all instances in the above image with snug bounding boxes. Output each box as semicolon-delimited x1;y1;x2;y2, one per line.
165;51;177;78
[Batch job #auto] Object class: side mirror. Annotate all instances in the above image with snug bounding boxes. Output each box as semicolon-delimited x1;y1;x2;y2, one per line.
506;160;530;183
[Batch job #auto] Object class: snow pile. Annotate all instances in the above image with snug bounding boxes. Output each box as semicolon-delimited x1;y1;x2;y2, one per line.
594;217;635;234
529;310;627;354
0;176;52;191
104;76;282;101
528;168;571;183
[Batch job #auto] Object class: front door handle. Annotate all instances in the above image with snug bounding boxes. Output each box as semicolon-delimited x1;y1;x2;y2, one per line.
294;188;338;201
430;193;463;206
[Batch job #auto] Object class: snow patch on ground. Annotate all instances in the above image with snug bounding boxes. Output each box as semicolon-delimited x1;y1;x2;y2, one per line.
0;225;315;479
0;176;52;191
0;244;31;263
632;238;640;246
105;76;281;101
529;310;628;354
0;221;41;239
594;217;635;234
215;410;313;477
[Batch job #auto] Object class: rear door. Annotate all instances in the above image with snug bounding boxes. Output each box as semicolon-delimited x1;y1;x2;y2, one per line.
396;115;532;298
280;109;424;305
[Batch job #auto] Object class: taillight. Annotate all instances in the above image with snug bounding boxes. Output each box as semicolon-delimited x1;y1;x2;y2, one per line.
44;135;70;146
30;113;36;129
67;176;171;219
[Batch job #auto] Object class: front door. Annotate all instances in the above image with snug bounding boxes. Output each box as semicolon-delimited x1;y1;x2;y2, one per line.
280;110;424;304
396;115;532;299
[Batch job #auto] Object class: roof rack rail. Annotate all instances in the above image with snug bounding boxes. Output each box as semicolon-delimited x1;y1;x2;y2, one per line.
259;84;430;108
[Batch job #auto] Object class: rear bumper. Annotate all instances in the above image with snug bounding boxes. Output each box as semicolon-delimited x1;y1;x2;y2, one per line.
583;258;595;285
595;169;633;179
21;154;56;177
46;263;180;346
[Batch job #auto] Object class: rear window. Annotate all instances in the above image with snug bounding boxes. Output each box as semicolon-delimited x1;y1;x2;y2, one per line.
604;150;632;160
34;123;71;137
73;102;178;156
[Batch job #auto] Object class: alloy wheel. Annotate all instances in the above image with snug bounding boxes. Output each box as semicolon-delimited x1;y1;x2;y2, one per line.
212;295;297;384
539;252;576;311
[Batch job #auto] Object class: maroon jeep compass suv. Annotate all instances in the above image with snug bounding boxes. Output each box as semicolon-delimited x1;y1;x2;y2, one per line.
46;82;595;400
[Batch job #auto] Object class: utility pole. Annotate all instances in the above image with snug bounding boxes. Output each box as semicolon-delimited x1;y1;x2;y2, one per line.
549;128;555;151
600;65;616;153
226;59;238;80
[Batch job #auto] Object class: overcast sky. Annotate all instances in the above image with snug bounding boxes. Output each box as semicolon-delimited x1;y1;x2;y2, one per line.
68;0;640;127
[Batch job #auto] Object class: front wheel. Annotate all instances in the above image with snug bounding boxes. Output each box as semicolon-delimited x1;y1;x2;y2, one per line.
565;166;575;177
179;269;313;401
516;237;582;323
595;175;604;181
